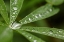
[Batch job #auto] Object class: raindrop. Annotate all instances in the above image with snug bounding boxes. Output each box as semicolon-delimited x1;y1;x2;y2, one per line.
49;32;53;34
38;14;42;17
26;29;30;31
34;40;37;42
14;0;17;4
12;0;17;5
42;32;46;34
49;8;52;12
13;11;17;14
32;30;35;32
29;37;32;39
12;16;15;17
58;29;63;33
13;12;16;14
13;7;17;10
10;22;21;29
46;11;49;13
29;18;32;22
35;16;38;18
24;20;27;23
63;36;64;37
58;35;62;37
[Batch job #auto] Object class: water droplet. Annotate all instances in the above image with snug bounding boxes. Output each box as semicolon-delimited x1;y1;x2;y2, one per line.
29;37;32;39
39;14;42;17
12;16;15;17
29;18;32;22
49;32;53;34
14;0;17;4
35;16;38;18
10;22;21;29
34;40;37;42
13;11;17;14
13;12;15;14
13;7;17;10
49;8;52;12
58;29;63;33
42;32;46;34
58;35;62;37
24;20;27;23
26;29;30;31
46;11;49;13
12;0;17;5
32;30;35;32
63;36;64;37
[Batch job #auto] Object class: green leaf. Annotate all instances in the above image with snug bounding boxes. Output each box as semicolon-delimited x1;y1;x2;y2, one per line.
46;0;64;5
20;27;64;40
0;26;13;42
16;30;45;42
19;4;59;25
10;0;24;24
0;0;9;24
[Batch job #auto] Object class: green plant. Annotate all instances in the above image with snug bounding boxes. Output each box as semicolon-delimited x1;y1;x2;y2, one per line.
0;0;64;42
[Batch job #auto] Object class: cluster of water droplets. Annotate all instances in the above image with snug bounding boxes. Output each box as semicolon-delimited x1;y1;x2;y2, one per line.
20;7;53;25
21;27;64;39
10;0;18;23
21;31;44;42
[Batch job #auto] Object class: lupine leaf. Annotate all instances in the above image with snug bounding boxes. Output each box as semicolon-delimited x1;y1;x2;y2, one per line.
19;4;59;25
20;27;64;40
0;26;13;42
10;0;24;24
16;30;45;42
0;0;9;24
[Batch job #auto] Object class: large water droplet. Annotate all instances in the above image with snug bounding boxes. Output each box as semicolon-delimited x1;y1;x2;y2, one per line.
10;22;21;29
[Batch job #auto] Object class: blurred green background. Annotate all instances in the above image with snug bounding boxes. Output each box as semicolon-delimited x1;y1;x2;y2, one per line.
1;0;64;42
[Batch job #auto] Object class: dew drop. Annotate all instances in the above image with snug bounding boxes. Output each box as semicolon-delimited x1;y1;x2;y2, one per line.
63;36;64;37
29;18;32;22
12;0;17;5
49;32;53;34
12;16;15;17
10;22;21;29
42;32;46;34
35;16;38;18
46;11;49;13
58;29;63;33
39;14;42;17
32;30;35;32
13;7;17;10
34;40;37;42
13;12;16;14
49;8;52;12
14;0;17;4
29;37;32;39
24;20;27;23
